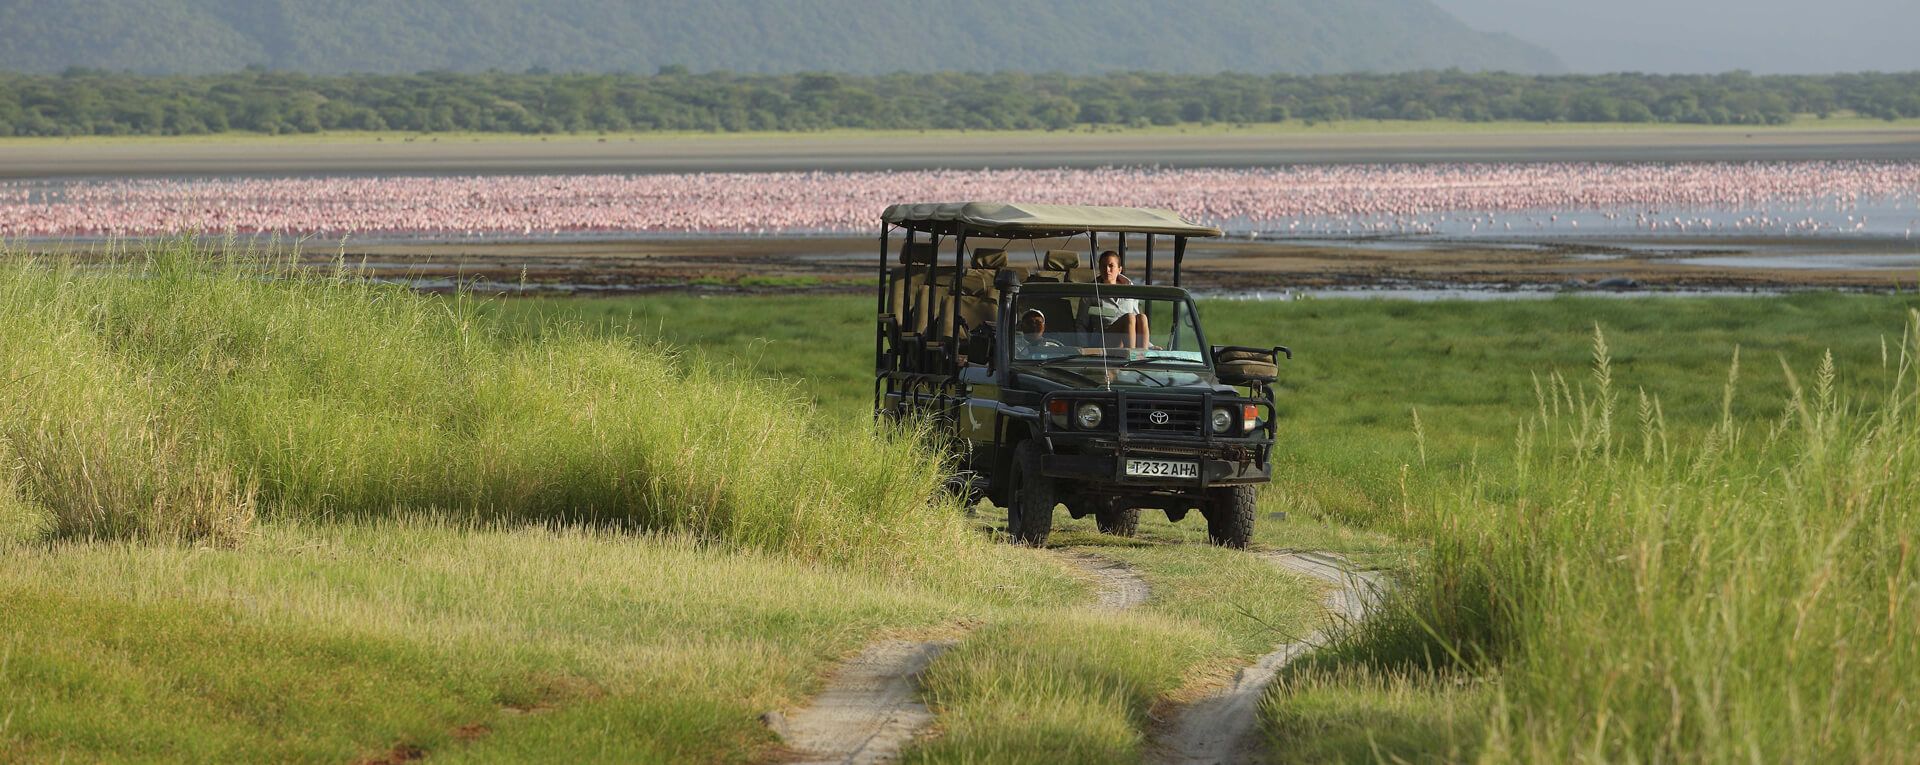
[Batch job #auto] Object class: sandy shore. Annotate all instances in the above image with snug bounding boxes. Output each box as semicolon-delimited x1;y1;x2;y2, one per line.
6;128;1920;177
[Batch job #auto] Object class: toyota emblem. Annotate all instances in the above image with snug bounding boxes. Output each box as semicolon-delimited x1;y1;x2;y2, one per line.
1148;410;1171;425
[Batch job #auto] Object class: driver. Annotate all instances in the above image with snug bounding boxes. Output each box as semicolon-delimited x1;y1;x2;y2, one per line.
1014;308;1064;354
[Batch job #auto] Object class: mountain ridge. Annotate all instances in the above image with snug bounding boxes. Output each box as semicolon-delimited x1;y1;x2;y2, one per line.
0;0;1563;75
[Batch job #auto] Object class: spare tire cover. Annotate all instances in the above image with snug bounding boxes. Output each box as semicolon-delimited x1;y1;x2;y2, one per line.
1218;359;1277;382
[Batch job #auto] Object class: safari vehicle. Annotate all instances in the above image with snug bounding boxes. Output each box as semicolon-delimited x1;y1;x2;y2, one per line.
873;202;1288;547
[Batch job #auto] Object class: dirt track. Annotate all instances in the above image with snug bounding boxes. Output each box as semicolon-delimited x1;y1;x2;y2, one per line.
771;547;1386;764
1150;551;1385;765
771;550;1149;764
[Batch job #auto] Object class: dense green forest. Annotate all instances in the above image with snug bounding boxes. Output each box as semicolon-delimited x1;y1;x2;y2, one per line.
0;0;1557;76
2;69;1916;137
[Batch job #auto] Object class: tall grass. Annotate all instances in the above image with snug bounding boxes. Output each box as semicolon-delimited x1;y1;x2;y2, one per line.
0;243;974;569
1353;313;1920;761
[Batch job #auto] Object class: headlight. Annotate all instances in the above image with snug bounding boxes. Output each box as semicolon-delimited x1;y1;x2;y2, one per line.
1075;402;1105;429
1210;407;1233;433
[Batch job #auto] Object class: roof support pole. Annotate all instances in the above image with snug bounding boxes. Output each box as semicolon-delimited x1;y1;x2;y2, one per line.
876;222;890;369
1173;235;1187;287
902;228;920;338
921;232;940;339
952;231;966;371
1144;234;1155;285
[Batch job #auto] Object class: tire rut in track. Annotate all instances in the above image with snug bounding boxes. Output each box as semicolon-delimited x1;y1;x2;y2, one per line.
1148;550;1385;765
769;549;1147;764
1053;549;1152;612
771;639;955;765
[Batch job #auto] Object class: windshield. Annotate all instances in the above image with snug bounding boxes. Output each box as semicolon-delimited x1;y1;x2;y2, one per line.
1010;292;1208;369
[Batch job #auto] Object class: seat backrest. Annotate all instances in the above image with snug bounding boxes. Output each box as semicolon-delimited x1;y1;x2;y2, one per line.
1043;250;1081;271
891;264;959;333
953;269;999;335
971;248;1008;269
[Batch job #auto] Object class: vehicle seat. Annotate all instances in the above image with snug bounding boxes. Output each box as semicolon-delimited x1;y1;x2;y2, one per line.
955;268;999;332
1039;249;1094;283
891;264;959;335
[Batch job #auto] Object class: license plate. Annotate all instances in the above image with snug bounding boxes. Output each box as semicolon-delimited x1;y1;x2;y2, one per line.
1125;459;1199;479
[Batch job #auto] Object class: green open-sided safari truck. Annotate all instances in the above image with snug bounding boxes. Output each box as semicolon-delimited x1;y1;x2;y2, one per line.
873;202;1290;547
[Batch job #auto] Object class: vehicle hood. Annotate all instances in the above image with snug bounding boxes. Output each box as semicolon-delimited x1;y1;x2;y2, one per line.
1013;368;1232;395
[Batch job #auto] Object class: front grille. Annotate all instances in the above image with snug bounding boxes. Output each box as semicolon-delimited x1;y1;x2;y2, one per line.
1125;399;1203;434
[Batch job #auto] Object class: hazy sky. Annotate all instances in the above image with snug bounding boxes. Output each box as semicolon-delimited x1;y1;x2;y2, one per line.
1431;0;1920;73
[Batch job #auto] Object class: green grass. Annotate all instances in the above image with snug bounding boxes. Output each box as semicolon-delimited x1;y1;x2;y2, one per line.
0;520;1082;763
1259;318;1920;762
488;291;1920;527
1263;665;1492;764
12;253;1920;762
0;248;977;571
492;290;1920;762
0;246;1333;763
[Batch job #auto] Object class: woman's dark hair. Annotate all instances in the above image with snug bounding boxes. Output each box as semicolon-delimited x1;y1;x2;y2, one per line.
1098;250;1122;267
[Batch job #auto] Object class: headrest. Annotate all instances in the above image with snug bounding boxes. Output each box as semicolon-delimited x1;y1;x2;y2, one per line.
959;269;997;296
1043;250;1079;271
971;248;1008;269
899;241;937;265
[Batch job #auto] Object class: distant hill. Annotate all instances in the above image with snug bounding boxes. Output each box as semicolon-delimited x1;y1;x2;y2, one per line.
0;0;1562;75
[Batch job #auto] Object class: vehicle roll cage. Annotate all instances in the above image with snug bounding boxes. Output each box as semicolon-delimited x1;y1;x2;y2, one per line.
874;203;1223;421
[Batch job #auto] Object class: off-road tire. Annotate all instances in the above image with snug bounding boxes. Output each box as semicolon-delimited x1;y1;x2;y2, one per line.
1201;485;1256;548
1094;502;1140;537
1006;440;1055;546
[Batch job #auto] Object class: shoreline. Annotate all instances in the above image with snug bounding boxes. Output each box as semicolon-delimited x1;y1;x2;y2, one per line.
5;126;1920;177
14;234;1919;295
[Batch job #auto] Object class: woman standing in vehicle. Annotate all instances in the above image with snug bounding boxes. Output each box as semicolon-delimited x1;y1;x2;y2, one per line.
1092;250;1149;347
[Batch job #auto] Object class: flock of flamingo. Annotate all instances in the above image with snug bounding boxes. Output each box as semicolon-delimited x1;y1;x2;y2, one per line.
2;161;1916;240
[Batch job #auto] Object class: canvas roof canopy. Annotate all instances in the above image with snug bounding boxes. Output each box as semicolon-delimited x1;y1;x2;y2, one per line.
882;202;1222;239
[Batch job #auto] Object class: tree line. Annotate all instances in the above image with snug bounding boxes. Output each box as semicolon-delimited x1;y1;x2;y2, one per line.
2;68;1916;137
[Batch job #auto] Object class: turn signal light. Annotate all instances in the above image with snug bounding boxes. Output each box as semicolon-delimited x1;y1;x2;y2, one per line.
1242;404;1260;432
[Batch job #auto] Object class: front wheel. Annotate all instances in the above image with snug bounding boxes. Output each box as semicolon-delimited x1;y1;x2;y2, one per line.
1006;440;1055;546
1201;485;1256;548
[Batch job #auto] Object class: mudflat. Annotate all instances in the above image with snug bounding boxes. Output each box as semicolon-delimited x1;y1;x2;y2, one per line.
24;234;1918;293
6;127;1920;177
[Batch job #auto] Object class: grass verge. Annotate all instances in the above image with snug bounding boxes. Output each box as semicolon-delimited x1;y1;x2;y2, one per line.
0;244;977;572
0;520;1077;763
1263;317;1920;762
